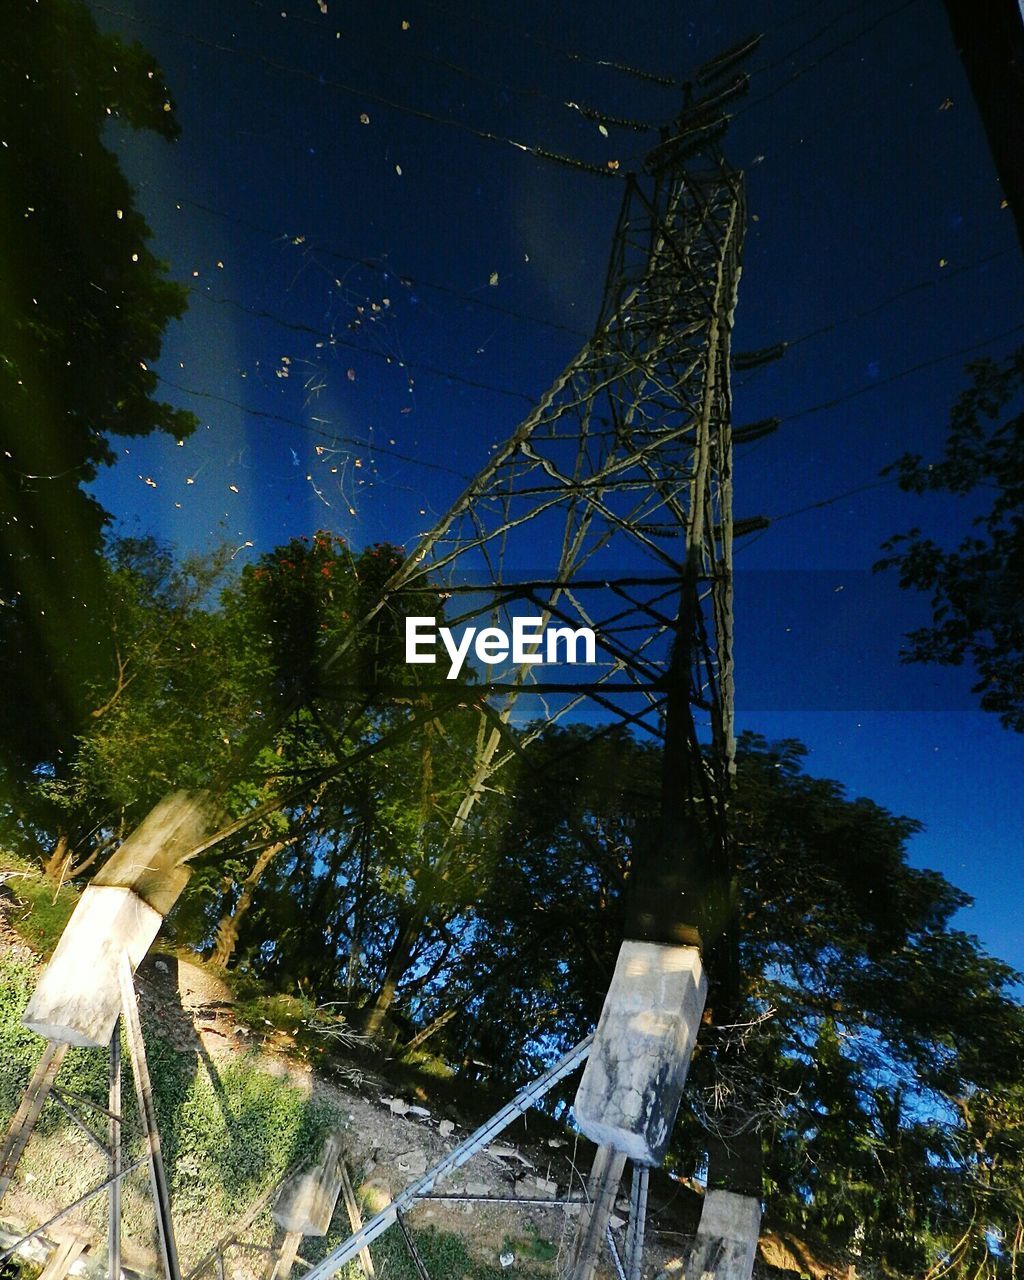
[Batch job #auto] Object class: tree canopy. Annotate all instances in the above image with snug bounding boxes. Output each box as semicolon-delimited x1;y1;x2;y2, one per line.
877;347;1024;731
1;8;1021;1280
0;0;194;771
3;523;1023;1277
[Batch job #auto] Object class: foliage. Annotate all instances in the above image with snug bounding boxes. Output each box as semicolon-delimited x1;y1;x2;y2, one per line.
421;722;649;1074
364;1223;508;1280
143;1035;336;1216
0;0;195;773
176;531;485;1014
876;347;1024;730
0;868;79;955
0;949;118;1132
504;1223;559;1264
399;726;1024;1277
18;536;245;857
3;509;1024;1276
4;527;489;1040
8;531;432;879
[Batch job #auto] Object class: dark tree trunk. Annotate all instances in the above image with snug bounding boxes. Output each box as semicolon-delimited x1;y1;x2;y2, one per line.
41;831;72;884
209;838;293;969
361;911;423;1036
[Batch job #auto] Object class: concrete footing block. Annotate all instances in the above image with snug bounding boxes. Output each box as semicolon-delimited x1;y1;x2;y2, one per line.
274;1132;346;1236
22;885;163;1047
21;791;219;1048
684;1191;761;1280
574;941;706;1165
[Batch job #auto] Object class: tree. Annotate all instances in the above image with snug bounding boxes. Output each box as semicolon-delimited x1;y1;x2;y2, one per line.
161;531;490;1017
0;0;195;771
409;726;1024;1275
9;521;489;1023
5;533;265;881
426;723;649;1074
876;347;1024;730
692;734;1023;1271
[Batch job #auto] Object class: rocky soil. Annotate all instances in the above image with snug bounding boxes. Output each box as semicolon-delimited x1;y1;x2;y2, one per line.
0;887;840;1280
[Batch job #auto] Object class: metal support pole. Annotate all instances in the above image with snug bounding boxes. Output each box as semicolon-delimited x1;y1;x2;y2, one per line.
415;1193;587;1207
0;1041;69;1204
567;1145;627;1280
118;953;181;1280
300;1035;592;1280
47;1093;107;1155
0;1158;146;1265
624;1165;649;1280
396;1212;431;1280
270;1231;303;1280
339;1161;375;1280
38;1227;89;1280
606;1227;627;1280
109;1020;122;1280
185;1161;305;1280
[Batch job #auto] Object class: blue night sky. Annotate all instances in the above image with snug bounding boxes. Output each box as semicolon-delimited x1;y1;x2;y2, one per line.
88;0;1024;976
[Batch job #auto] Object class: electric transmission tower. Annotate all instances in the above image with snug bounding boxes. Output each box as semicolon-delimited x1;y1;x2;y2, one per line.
326;45;763;847
2;36;772;1280
308;36;768;1280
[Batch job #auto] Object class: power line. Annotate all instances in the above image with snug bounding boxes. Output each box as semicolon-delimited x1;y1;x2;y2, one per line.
95;5;626;180
189;288;537;404
166;193;590;341
744;0;894;80
593;0;915;179
209;0;895;166
235;0;915;142
588;2;930;175
410;0;688;89
730;473;922;560
205;266;1020;425
178;249;1024;449
735;0;926;119
738;45;952;173
102;0;1024;542
735;247;1015;390
750;0;875;42
154;314;1024;497
738;476;904;552
171;193;1013;401
782;320;1024;425
786;250;1013;349
731;318;1024;474
238;0;656;136
154;372;475;479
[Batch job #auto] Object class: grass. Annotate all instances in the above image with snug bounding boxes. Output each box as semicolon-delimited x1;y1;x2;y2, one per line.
503;1222;558;1265
363;1223;510;1280
234;989;317;1036
0;850;79;956
0;941;342;1270
0;857;558;1280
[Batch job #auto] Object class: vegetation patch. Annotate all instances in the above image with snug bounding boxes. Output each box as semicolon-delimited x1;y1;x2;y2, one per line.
0;853;80;957
0;946;342;1268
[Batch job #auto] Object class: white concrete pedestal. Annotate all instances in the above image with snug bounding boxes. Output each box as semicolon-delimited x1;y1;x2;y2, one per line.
274;1132;346;1236
684;1191;761;1280
22;791;218;1047
23;886;162;1047
574;941;707;1165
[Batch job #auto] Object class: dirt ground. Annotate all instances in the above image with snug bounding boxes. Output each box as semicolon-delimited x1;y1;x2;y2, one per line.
0;917;841;1280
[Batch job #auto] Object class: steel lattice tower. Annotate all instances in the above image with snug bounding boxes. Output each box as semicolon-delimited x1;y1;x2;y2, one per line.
2;44;768;1280
326;88;752;853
